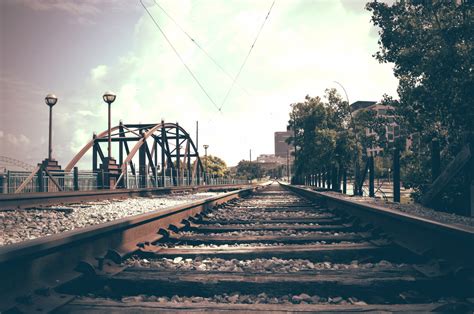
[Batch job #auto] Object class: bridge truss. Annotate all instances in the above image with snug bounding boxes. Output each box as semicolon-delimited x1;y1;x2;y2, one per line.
65;121;204;189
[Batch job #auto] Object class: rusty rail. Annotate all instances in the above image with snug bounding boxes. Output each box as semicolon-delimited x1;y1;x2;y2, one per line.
0;185;261;312
281;183;474;271
0;183;254;209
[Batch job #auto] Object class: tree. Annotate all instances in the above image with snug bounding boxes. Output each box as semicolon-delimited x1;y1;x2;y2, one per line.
198;155;229;177
366;1;473;211
366;1;473;142
287;89;356;184
236;160;264;180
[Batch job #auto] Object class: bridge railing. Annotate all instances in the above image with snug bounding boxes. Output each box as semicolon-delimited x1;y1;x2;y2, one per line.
1;171;99;194
1;170;249;194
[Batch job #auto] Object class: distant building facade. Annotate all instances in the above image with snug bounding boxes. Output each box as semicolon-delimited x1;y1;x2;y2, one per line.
274;131;294;158
256;154;287;164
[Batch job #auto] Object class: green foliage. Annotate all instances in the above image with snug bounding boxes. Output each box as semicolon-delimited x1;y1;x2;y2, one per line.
366;1;473;212
288;89;356;181
236;160;264;180
200;155;228;177
352;109;390;153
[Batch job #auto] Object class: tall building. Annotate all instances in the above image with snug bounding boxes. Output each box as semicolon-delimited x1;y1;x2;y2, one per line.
274;131;293;158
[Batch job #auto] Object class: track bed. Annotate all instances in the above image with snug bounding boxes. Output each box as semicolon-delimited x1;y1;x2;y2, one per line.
55;183;473;312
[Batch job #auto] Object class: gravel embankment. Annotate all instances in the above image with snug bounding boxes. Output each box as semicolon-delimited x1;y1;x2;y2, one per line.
126;256;405;273
321;191;474;228
0;192;220;246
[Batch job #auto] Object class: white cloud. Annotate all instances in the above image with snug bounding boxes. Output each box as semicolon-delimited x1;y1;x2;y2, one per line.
3;1;399;168
67;0;398;166
90;65;108;83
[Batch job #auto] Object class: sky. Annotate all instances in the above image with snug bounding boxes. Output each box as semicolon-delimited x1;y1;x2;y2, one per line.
0;0;398;170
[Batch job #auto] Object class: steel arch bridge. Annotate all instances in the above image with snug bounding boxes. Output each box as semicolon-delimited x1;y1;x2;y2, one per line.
65;121;204;189
0;156;35;171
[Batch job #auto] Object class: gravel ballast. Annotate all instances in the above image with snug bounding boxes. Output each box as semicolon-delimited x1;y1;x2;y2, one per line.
157;241;356;249
0;192;220;246
125;256;405;273
321;191;474;228
117;293;367;305
178;230;354;237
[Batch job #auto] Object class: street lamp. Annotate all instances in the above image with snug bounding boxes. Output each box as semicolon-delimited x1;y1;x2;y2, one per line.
333;81;360;195
203;144;209;183
102;91;116;159
45;93;58;161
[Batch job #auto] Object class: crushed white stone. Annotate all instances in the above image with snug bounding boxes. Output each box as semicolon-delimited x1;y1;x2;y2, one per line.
0;192;220;246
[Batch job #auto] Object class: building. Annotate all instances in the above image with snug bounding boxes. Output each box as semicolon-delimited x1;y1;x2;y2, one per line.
256;154;287;164
274;131;294;158
351;101;401;156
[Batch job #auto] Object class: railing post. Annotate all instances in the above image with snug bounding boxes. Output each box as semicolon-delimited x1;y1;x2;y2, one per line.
393;148;400;203
331;165;338;191
38;168;44;192
369;156;375;197
2;171;8;194
342;167;347;194
327;168;331;190
431;138;440;182
469;140;474;217
73;167;79;191
354;160;360;196
98;169;104;189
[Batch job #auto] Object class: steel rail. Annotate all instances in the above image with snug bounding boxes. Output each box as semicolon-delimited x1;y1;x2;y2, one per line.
0;183;253;209
0;185;262;312
281;183;474;271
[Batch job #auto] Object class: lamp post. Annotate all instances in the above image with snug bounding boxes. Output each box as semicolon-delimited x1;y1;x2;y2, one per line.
203;144;209;183
102;91;116;160
45;94;58;161
333;81;360;195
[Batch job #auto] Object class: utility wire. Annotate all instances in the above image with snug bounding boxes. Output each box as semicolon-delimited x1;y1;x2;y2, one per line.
140;0;221;112
219;0;275;111
152;0;250;96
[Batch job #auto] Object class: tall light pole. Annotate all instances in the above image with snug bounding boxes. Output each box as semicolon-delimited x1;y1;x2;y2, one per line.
102;91;116;160
203;144;209;183
45;94;58;161
333;81;359;195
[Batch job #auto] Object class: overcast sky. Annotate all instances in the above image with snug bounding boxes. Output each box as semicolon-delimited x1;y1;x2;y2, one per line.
0;0;398;169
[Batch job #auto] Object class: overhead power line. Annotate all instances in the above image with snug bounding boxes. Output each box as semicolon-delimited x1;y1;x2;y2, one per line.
219;0;276;111
152;0;249;96
140;0;221;112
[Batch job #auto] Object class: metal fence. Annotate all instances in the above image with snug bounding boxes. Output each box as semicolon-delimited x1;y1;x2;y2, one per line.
0;170;249;194
0;171;99;194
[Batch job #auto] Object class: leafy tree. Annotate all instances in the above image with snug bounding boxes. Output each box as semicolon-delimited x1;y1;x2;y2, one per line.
366;1;473;211
199;155;229;177
352;108;390;155
287;89;356;183
236;160;264;180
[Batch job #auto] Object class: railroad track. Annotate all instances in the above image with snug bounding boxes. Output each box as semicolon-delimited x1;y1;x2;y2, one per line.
29;183;471;313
